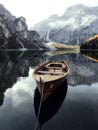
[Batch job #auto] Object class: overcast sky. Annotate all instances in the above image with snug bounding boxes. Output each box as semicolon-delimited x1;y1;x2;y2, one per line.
0;0;98;28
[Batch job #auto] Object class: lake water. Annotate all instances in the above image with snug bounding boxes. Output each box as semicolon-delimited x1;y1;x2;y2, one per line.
0;50;98;130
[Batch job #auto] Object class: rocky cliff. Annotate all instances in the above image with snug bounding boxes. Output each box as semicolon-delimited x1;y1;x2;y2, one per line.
0;4;47;49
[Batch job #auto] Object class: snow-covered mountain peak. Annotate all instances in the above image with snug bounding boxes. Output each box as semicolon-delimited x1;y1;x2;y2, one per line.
48;14;59;20
80;15;97;26
67;4;85;10
64;4;85;15
63;4;98;20
32;4;98;45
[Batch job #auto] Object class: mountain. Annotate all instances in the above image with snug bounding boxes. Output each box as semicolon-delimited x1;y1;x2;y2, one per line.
0;4;15;21
32;4;98;45
0;4;48;49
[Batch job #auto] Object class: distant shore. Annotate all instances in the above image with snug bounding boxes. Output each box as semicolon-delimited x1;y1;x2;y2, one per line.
47;42;80;51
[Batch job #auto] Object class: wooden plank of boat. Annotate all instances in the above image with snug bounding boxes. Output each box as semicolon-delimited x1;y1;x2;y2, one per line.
37;70;65;75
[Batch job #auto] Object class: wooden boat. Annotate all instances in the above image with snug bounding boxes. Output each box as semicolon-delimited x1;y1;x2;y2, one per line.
33;61;70;101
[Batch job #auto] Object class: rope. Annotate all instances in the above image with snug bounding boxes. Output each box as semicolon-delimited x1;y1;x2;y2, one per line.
35;78;45;130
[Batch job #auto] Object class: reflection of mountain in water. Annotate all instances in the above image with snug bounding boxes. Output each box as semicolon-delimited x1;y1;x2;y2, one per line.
80;50;98;62
48;51;98;86
0;50;49;107
0;50;98;107
34;79;68;129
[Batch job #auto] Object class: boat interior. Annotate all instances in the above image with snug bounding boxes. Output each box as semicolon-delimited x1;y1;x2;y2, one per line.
36;62;68;76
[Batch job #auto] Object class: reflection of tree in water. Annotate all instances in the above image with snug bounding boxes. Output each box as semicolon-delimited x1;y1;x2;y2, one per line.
80;50;98;62
0;50;48;107
34;79;68;130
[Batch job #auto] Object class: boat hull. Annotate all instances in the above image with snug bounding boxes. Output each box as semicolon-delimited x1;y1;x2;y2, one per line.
36;76;67;101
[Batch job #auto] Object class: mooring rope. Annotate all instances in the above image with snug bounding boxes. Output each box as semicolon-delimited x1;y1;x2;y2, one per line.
35;78;45;130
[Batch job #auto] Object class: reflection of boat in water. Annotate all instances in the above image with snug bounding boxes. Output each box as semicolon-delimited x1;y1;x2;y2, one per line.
34;79;68;130
33;61;69;101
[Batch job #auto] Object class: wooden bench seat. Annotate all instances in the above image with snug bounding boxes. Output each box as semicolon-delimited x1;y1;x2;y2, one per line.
43;66;66;70
37;71;65;75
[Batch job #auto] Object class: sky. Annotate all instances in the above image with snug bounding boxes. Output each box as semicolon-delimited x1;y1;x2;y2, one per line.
0;0;98;28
